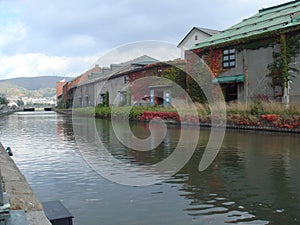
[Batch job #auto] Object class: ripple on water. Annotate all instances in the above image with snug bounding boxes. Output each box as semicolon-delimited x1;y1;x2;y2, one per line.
2;113;299;225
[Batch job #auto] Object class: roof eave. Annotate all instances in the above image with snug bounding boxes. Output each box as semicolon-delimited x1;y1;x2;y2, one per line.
177;27;218;47
190;24;300;52
177;27;199;47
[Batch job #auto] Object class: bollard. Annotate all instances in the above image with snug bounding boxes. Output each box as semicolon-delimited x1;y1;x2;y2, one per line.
0;169;4;225
0;170;3;207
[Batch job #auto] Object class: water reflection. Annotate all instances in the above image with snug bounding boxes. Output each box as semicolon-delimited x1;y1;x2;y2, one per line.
174;131;300;224
0;113;300;224
73;117;200;186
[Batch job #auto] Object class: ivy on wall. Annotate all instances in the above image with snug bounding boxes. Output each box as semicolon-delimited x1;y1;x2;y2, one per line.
187;60;212;103
267;52;283;90
280;34;289;89
287;33;300;60
104;91;109;107
161;66;186;90
204;47;225;77
236;37;279;52
267;33;300;96
191;28;300;98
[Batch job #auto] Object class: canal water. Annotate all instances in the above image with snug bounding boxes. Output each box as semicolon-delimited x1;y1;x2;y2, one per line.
0;111;300;225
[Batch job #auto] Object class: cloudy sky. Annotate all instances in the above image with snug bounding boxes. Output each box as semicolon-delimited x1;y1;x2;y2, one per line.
0;0;290;79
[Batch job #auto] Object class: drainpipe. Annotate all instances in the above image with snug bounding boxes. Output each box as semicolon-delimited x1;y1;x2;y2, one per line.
280;33;289;109
243;49;249;104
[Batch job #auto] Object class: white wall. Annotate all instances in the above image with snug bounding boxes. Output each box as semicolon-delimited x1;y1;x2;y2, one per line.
179;30;211;59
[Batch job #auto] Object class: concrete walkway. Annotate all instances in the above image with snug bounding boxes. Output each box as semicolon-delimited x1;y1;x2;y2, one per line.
0;142;51;225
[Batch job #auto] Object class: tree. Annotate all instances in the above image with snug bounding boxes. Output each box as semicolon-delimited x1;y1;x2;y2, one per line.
17;99;24;106
0;96;9;105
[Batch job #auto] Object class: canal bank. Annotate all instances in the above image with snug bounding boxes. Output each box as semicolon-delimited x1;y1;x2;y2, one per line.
2;111;300;224
0;109;20;116
56;106;300;134
0;142;51;225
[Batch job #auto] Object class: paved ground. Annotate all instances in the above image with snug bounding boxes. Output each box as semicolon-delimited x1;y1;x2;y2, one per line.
0;142;51;225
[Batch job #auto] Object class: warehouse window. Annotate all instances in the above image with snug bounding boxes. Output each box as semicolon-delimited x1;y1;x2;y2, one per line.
223;48;236;68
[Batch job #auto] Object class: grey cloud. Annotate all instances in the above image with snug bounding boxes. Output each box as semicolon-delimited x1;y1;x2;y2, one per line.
3;0;288;57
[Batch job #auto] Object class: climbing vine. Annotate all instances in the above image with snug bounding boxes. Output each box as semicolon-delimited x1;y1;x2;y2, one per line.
236;37;278;52
187;60;213;103
286;33;300;65
280;34;289;89
267;52;283;90
104;91;109;107
267;33;300;96
204;47;225;77
161;66;186;90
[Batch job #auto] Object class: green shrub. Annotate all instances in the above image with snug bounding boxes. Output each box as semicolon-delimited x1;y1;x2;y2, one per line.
73;107;95;116
250;101;264;115
95;106;111;118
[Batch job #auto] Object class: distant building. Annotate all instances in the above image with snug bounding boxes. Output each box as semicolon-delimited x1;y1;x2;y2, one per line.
56;79;67;101
106;59;186;107
71;55;159;108
178;27;219;59
60;64;102;107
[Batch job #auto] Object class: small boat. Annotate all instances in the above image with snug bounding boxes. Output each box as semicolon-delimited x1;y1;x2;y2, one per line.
6;147;13;156
44;107;52;111
23;107;35;112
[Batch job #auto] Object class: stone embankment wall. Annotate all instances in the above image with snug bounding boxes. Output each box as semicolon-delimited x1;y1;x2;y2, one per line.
0;143;51;225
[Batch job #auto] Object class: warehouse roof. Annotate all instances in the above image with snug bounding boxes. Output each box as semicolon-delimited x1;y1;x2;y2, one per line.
190;0;300;50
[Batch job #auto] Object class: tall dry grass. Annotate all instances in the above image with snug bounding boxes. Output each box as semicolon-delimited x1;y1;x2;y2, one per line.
196;101;300;115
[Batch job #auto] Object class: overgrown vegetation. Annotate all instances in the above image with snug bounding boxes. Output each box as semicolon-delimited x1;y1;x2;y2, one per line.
161;66;186;91
63;100;300;130
187;61;210;104
71;100;300;120
226;101;300;115
267;33;300;97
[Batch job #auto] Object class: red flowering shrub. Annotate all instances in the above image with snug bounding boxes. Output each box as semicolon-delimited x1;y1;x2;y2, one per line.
139;111;180;122
138;110;300;130
261;114;281;122
139;111;199;124
260;114;300;129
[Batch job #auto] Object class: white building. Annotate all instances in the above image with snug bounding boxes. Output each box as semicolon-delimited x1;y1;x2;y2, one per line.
177;27;219;59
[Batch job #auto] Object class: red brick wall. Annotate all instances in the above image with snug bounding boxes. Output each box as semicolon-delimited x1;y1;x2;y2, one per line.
56;81;67;100
68;65;101;89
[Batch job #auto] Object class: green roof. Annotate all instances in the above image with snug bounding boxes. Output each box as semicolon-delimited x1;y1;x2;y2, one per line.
212;74;244;84
190;0;300;50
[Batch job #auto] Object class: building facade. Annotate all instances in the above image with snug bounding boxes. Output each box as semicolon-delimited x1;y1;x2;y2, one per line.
56;80;67;101
61;55;187;108
188;0;300;104
178;27;219;59
70;55;160;108
60;64;102;108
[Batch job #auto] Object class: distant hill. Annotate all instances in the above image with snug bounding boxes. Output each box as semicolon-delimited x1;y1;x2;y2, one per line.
0;76;73;90
0;76;74;98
